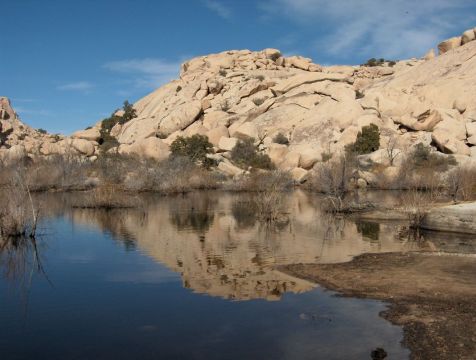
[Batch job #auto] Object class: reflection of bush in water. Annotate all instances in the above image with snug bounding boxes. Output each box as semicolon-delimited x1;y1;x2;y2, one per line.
169;195;215;232
356;221;380;241
0;236;48;286
231;201;257;229
170;210;215;232
207;255;225;270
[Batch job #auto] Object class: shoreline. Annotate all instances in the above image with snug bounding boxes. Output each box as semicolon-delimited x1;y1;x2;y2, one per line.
280;252;476;360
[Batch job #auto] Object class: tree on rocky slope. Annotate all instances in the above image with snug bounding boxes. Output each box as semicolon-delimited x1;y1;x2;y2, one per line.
346;124;380;155
170;134;215;168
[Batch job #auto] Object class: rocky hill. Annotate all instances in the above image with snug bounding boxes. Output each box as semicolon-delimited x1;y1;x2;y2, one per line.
1;26;476;181
0;97;98;162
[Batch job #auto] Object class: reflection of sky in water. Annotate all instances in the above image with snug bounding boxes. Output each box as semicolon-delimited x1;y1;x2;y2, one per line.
0;191;434;359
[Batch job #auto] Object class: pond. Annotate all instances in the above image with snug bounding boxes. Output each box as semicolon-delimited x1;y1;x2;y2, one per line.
3;190;469;359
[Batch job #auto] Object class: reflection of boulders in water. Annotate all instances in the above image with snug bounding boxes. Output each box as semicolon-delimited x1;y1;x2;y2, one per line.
356;221;380;241
40;191;463;301
70;208;145;251
169;193;216;232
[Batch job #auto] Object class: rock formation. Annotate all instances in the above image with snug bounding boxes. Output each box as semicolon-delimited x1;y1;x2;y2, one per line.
0;97;102;163
2;26;476;180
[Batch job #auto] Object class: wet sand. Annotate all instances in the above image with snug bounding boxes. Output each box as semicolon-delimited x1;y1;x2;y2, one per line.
281;252;476;360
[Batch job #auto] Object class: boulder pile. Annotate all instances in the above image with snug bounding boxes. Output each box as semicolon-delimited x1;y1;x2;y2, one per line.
2;26;476;182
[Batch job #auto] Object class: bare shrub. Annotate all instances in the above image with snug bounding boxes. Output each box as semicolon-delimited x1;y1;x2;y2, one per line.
399;189;436;229
446;166;476;202
0;170;41;239
71;184;139;209
385;135;400;166
253;171;292;222
307;154;358;212
224;170;293;192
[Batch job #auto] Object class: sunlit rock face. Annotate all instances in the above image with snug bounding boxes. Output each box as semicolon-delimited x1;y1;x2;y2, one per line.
111;29;476;172
68;191;432;301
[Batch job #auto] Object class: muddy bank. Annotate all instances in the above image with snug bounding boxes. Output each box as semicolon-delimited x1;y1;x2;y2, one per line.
281;253;476;360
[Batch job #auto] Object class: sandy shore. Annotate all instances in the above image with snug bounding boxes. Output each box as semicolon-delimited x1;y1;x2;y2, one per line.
281;252;476;360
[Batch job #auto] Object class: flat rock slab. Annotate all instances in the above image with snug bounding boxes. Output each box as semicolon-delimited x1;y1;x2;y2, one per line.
422;202;476;234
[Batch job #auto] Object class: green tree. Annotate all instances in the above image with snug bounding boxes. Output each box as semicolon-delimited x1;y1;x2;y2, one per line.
170;134;215;168
231;137;274;170
121;100;137;124
346;123;380;155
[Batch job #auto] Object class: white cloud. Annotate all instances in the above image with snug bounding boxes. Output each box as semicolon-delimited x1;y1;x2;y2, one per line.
103;58;181;89
204;0;232;19
263;0;475;60
14;106;51;116
57;81;95;92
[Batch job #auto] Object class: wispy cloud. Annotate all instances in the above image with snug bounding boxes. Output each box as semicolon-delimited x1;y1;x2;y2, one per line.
103;58;181;89
57;81;95;93
15;106;51;116
263;0;476;60
204;0;232;20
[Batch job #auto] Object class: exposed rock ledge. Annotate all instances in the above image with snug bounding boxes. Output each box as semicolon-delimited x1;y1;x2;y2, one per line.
422;202;476;234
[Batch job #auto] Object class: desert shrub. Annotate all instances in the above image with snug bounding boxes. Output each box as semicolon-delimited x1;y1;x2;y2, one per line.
307;154;359;212
170;134;215;168
411;143;456;171
446;166;476;202
225;170;293;192
355;90;365;99
346;124;380;155
37;128;47;134
230;137;274;170
221;100;232;112
140;157;220;193
156;131;168;139
321;152;333;162
252;97;265;106
121;100;137;123
364;58;396;67
71;184;139;209
272;132;289;145
253;74;265;81
0;171;41;239
219;69;227;77
98;100;137;153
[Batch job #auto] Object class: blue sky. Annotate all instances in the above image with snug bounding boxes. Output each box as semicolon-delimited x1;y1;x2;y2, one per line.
2;0;475;134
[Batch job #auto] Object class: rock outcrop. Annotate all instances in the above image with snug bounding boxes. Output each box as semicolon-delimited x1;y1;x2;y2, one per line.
2;26;476;177
422;202;476;234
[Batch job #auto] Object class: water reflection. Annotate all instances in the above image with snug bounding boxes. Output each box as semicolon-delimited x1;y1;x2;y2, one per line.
0;235;49;288
58;190;476;302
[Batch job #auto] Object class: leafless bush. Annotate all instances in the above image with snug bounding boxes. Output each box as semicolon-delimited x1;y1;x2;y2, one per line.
123;156;221;194
71;184;140;209
307;154;358;212
0;170;41;238
385;135;400;166
446;166;476;202
400;190;430;228
253;171;292;222
224;170;293;192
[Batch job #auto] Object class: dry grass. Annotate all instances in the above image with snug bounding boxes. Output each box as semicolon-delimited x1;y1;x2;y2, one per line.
71;185;140;209
446;166;476;202
0;170;41;239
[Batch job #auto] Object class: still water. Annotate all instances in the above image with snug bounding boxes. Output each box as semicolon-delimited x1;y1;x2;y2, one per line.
4;190;469;359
